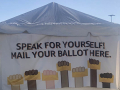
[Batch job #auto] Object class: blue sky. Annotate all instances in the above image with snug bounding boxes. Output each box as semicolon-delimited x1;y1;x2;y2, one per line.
0;0;120;24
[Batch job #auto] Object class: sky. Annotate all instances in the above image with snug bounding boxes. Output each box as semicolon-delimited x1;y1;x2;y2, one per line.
0;0;120;24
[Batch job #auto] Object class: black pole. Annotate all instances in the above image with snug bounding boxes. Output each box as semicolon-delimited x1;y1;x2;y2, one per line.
108;15;115;22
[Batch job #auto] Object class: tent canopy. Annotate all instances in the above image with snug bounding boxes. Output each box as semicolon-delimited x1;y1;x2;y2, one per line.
0;2;120;36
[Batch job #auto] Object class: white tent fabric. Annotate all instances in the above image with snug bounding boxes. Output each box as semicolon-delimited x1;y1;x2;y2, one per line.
0;24;120;36
0;2;120;36
0;2;120;90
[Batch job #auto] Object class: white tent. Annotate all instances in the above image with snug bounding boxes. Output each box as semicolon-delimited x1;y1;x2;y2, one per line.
0;2;120;36
0;2;120;90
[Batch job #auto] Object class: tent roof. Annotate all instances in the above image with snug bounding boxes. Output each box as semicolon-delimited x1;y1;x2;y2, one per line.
0;2;120;36
2;2;110;24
